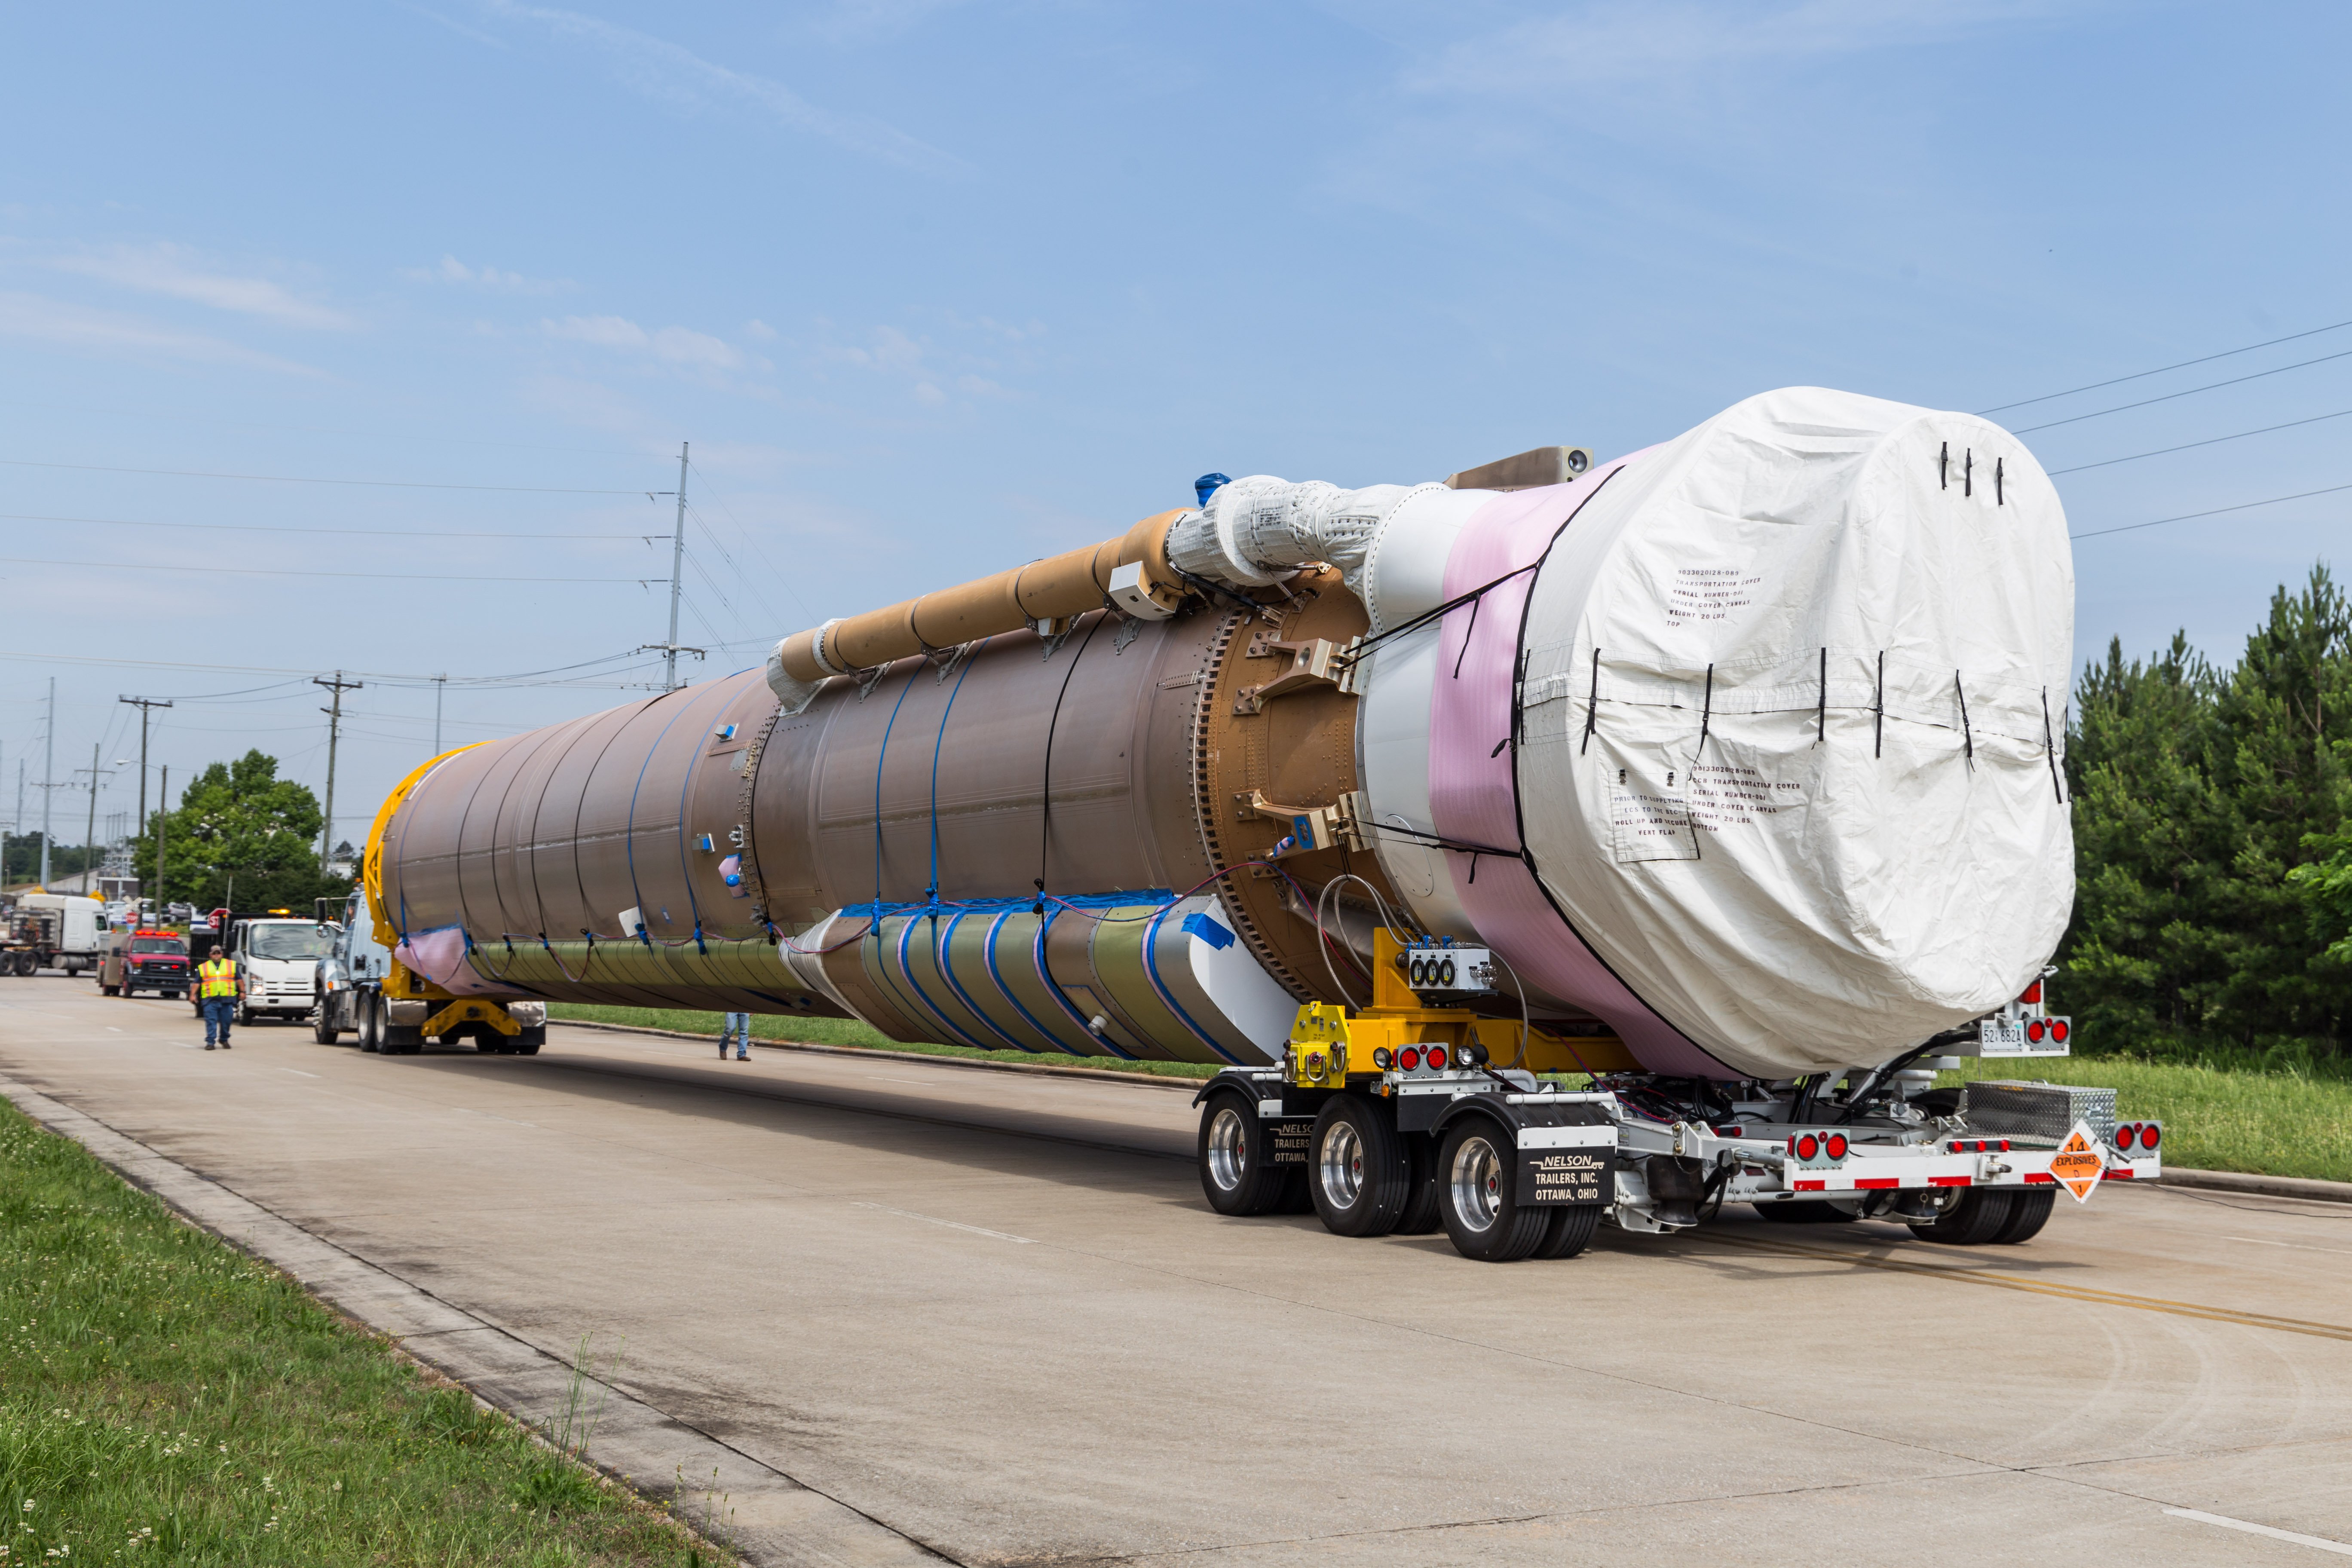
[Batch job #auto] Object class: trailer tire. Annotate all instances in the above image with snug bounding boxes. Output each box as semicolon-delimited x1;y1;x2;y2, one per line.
1197;1090;1292;1217
1393;1132;1443;1234
1990;1187;2056;1244
1531;1203;1601;1260
1437;1120;1549;1262
514;1025;545;1056
1753;1200;1857;1224
1908;1188;2017;1245
1310;1094;1409;1238
101;983;119;997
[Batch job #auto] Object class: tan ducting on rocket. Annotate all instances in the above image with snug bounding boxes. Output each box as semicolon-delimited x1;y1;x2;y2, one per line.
766;509;1191;714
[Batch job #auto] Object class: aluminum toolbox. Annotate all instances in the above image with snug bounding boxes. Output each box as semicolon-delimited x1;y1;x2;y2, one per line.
1960;1080;2118;1145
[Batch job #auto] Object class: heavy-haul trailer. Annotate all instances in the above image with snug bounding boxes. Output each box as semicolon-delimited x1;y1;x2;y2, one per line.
1193;931;2160;1260
349;386;2163;1262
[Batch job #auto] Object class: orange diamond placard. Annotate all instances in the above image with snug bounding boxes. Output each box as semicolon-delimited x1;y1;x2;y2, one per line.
2048;1121;2106;1203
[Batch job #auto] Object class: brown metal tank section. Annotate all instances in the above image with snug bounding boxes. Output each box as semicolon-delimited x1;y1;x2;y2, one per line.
377;544;1390;1028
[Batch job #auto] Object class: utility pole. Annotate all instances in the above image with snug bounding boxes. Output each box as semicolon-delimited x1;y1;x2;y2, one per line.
40;677;54;885
118;696;172;841
315;672;362;873
433;674;447;755
155;766;168;919
76;744;114;895
636;441;704;692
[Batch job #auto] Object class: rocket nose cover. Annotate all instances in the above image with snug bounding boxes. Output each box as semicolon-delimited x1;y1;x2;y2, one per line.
1510;387;2075;1078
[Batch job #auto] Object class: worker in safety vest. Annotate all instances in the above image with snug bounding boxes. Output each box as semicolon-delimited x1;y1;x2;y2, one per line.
196;949;238;1050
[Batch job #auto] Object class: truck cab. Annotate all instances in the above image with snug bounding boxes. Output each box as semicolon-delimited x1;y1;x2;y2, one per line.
99;929;191;998
4;892;107;975
312;891;392;1044
228;916;341;1026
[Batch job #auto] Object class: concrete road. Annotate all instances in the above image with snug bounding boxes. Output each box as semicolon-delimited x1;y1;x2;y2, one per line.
5;976;2351;1566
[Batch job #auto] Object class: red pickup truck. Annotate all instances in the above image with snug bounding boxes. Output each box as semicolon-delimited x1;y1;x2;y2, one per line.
98;929;191;999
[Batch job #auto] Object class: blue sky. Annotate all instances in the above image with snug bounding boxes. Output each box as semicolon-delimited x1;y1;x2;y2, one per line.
3;0;2347;854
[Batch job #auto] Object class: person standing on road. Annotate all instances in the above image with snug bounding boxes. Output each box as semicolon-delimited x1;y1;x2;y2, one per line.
720;1010;751;1061
196;949;238;1050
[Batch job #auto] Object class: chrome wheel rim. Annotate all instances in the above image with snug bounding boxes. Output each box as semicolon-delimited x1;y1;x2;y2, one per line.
1449;1134;1504;1233
1319;1121;1365;1210
1207;1107;1250;1192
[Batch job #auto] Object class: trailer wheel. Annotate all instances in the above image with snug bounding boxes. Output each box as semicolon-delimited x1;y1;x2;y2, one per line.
1531;1203;1601;1260
101;983;120;997
1990;1187;2056;1244
1309;1095;1409;1238
1907;1188;2017;1245
1437;1121;1548;1262
1197;1090;1291;1217
513;1026;544;1057
1753;1200;1858;1224
1393;1132;1442;1234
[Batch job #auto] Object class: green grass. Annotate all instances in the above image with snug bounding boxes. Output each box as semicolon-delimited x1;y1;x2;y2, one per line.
1939;1054;2352;1182
0;1099;732;1566
544;1004;1222;1081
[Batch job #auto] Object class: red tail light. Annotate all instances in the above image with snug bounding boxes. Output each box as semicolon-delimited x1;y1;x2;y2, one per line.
2026;1019;2046;1042
2141;1124;2161;1151
1825;1133;1849;1160
2050;1020;2069;1042
1398;1046;1421;1072
2116;1124;2136;1149
1795;1134;1821;1161
1425;1045;1449;1070
2021;981;2043;1004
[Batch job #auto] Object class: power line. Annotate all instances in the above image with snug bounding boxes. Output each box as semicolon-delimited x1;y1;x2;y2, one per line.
0;511;651;540
1981;317;2352;415
0;556;666;585
2011;346;2352;435
0;648;668;692
2046;407;2352;475
0;457;655;494
686;459;820;627
2072;481;2352;541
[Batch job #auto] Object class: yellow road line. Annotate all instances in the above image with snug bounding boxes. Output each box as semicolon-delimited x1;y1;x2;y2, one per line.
1703;1233;2352;1342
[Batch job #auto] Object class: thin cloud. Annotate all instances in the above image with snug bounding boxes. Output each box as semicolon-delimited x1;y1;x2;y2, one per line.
408;254;573;293
1412;0;2081;94
52;243;352;330
0;291;324;375
544;313;742;369
481;1;961;175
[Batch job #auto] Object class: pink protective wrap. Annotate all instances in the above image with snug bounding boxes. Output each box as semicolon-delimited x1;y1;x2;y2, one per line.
393;926;511;998
1428;462;1738;1080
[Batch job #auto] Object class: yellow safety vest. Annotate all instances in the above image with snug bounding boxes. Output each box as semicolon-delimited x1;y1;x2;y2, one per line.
198;956;238;999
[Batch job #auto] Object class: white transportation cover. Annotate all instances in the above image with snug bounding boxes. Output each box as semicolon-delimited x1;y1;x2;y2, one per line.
1514;387;2075;1078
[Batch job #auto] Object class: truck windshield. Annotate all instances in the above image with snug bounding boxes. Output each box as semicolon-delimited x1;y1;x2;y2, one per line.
130;939;186;954
247;924;338;961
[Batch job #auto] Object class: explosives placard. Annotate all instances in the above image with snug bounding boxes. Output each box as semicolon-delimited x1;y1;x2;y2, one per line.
2048;1121;2106;1203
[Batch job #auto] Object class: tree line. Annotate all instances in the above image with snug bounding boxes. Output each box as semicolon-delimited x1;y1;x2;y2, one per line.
2065;564;2352;1063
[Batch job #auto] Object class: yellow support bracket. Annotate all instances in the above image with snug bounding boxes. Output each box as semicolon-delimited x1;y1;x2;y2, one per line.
1282;928;1640;1087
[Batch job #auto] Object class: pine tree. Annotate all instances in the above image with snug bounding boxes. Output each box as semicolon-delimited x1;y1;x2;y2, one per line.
2064;567;2352;1059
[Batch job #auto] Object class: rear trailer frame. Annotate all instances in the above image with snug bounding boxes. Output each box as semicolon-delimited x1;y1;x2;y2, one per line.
1191;941;2160;1262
